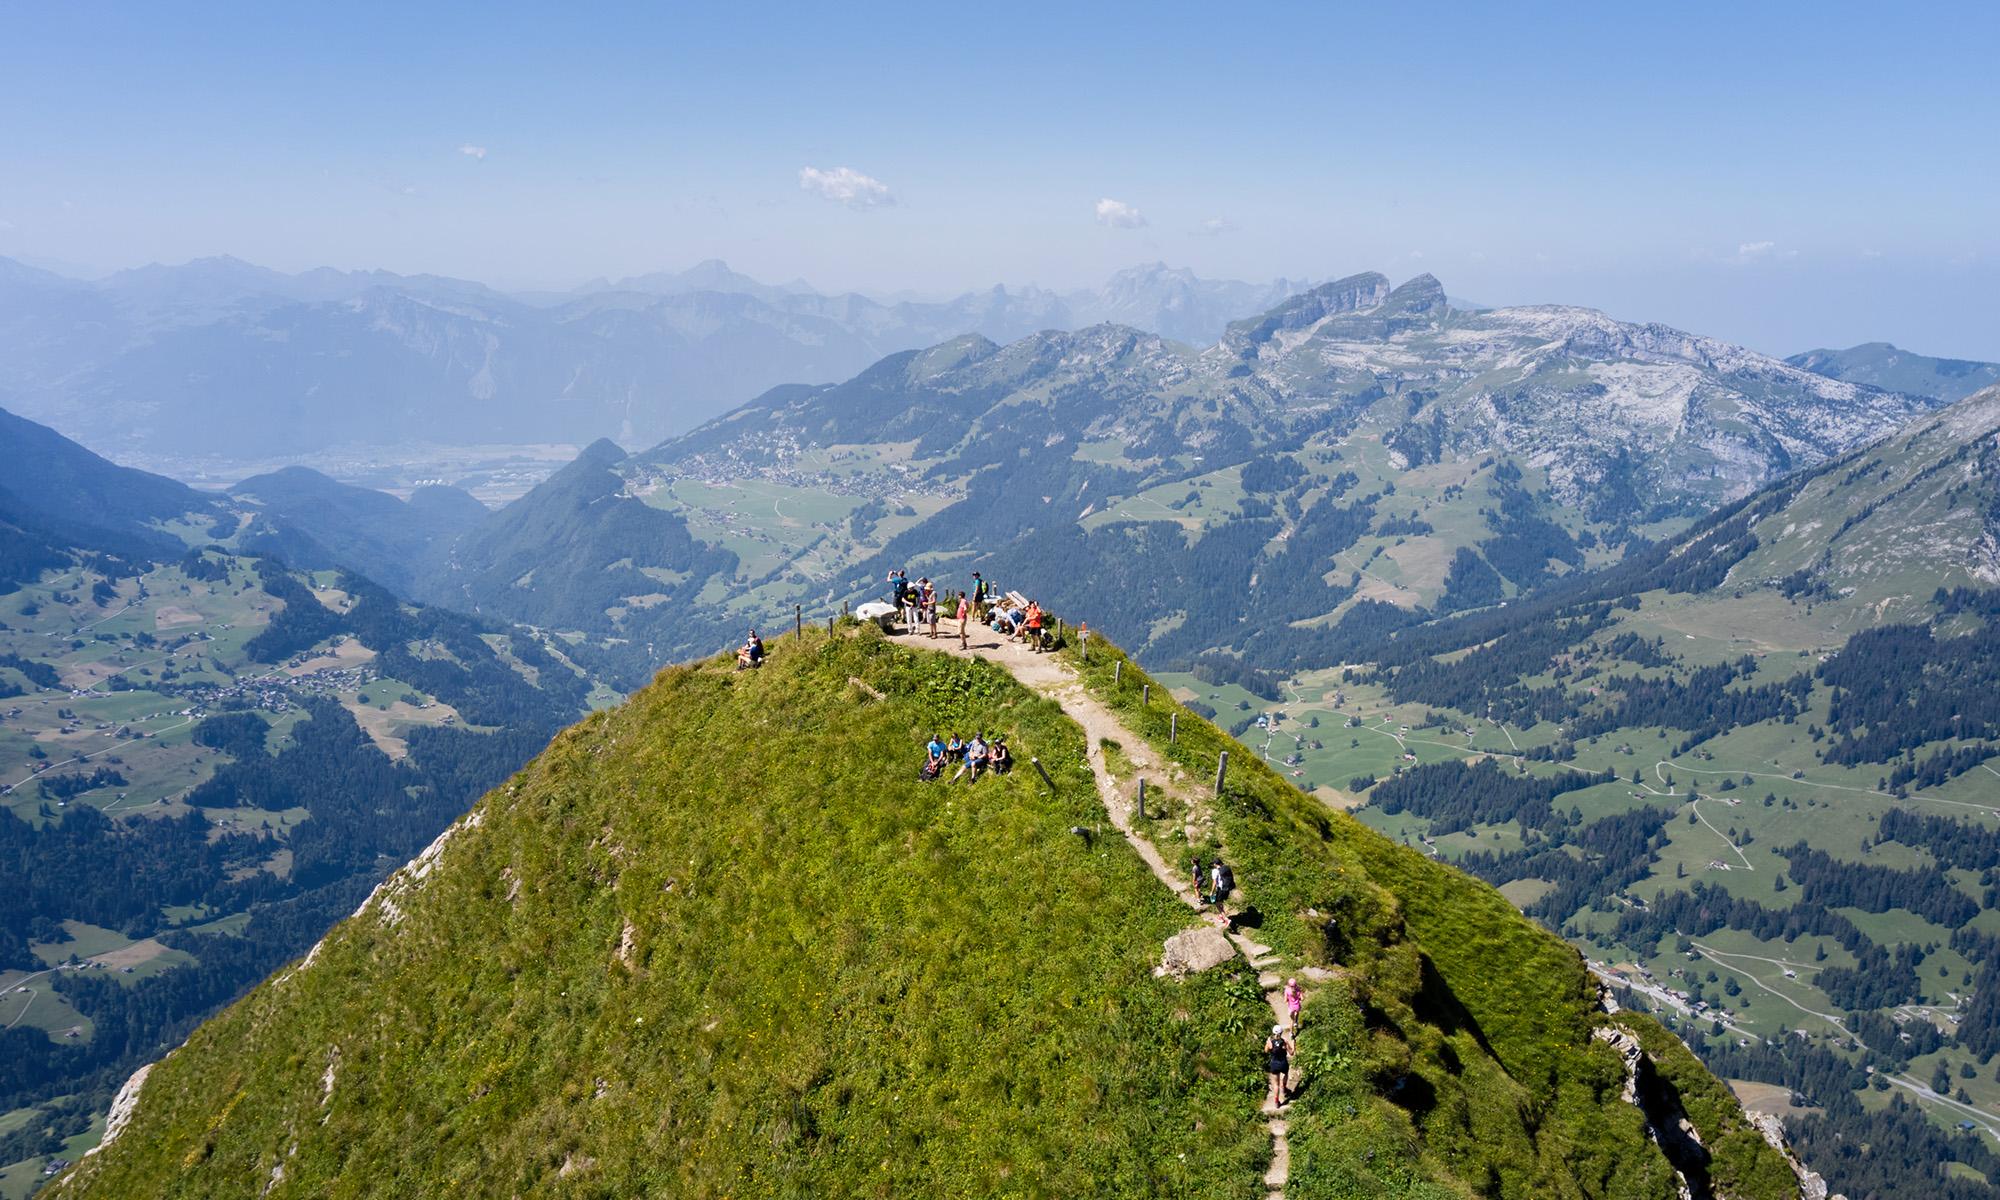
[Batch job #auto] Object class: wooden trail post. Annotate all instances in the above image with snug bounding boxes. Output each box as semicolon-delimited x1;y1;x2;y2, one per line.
843;599;850;617
827;615;835;634
1114;661;1122;686
795;605;803;640
1137;777;1147;820
1170;711;1178;744
1031;757;1057;794
1214;750;1229;796
1142;683;1150;705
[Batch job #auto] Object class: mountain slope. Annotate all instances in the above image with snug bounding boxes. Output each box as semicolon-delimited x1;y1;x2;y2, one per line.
1240;385;2000;1198
0;406;216;539
557;272;1935;678
1789;342;2000;405
427;438;734;660
228;467;487;597
50;624;1799;1198
0;412;605;1186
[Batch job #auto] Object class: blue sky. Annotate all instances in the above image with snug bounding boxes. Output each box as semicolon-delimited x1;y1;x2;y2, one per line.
3;1;1996;356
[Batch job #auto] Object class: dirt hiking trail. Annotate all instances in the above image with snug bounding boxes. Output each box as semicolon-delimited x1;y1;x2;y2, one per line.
913;623;1317;1199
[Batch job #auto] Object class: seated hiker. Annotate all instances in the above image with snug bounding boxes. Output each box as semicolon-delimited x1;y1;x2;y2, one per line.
966;734;988;777
946;733;965;761
920;749;943;780
987;738;1011;774
746;629;765;662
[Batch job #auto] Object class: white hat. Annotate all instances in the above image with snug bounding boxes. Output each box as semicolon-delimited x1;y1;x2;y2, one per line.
1272;1024;1285;1035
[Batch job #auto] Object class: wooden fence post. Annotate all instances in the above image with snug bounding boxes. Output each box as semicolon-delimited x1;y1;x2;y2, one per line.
795;605;803;640
1031;757;1057;794
1170;711;1178;744
1114;660;1122;687
1214;751;1229;796
1137;777;1147;819
1143;683;1150;705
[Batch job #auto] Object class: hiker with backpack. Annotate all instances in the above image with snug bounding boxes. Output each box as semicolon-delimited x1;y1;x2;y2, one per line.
1264;1024;1293;1109
1209;860;1233;913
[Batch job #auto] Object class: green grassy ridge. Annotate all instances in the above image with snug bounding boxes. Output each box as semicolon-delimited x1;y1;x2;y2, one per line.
56;628;1285;1199
1055;636;1799;1198
52;624;1796;1198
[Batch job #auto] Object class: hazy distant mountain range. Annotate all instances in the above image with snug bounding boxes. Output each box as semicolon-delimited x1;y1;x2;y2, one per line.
397;270;1940;684
0;255;1311;460
1787;341;2000;406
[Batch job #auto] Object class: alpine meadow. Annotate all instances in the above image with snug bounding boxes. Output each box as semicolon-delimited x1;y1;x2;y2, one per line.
5;5;1999;1198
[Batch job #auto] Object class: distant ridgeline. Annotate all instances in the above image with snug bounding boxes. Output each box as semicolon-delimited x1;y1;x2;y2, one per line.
52;623;1801;1198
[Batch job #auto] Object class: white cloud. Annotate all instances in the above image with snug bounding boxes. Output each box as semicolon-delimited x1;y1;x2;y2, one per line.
1730;240;1799;264
798;166;894;208
1192;216;1236;237
1095;197;1147;229
459;144;488;160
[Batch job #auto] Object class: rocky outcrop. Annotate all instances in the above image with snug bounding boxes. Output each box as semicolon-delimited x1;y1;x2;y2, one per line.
1155;924;1236;976
1593;1027;1701;1200
86;1064;152;1158
1745;1110;1839;1200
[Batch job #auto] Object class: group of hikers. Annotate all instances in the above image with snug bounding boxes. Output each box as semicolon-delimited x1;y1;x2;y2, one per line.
885;568;1055;652
1267;977;1305;1108
1193;853;1305;1106
920;730;1012;782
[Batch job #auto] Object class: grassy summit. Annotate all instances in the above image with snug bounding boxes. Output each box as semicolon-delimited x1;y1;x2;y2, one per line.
53;625;1797;1199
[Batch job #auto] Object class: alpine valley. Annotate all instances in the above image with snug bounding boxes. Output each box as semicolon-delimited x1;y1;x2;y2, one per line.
6;266;2000;1198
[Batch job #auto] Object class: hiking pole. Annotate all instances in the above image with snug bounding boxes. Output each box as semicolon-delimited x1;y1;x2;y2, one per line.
1031;757;1057;794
